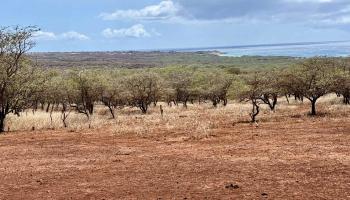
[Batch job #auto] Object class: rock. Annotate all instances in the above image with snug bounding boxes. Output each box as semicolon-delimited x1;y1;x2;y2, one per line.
225;183;239;189
36;179;43;185
261;193;268;196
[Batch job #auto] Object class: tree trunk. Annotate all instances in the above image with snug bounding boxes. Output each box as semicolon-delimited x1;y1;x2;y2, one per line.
62;113;68;128
285;94;290;104
343;96;349;105
61;103;69;128
49;105;54;127
183;101;187;109
270;96;277;111
46;103;51;113
0;112;5;133
261;94;277;112
88;103;94;115
160;105;164;117
250;100;260;123
108;105;115;119
183;97;189;109
311;99;317;116
139;102;148;114
223;98;228;106
212;99;218;108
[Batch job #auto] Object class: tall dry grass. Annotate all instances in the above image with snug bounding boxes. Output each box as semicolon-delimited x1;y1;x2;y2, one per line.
4;94;350;138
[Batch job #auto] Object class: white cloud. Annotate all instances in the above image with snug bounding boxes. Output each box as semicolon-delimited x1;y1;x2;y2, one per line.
98;0;350;32
102;24;152;38
318;15;350;25
100;0;179;20
61;31;89;40
33;31;57;40
98;0;338;25
33;31;89;41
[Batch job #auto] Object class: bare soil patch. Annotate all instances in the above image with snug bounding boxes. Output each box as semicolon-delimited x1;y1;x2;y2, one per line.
0;115;349;199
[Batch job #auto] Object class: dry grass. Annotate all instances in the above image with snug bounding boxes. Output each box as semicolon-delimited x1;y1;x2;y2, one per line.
1;95;349;199
4;95;350;138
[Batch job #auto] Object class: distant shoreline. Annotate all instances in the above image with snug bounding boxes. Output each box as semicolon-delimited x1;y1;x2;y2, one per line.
30;40;349;54
29;40;350;58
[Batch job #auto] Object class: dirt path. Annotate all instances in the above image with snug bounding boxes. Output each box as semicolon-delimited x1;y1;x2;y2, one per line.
0;118;349;199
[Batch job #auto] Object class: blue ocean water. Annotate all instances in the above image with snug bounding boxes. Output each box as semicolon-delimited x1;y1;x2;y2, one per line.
184;41;350;57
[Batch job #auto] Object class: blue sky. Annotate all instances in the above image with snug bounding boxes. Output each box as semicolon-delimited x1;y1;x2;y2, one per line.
1;0;350;52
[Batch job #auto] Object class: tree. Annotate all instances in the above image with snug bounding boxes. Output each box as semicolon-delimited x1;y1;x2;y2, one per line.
238;69;285;122
238;72;264;122
101;71;127;119
193;70;232;107
69;70;103;118
0;26;40;133
258;70;281;111
42;72;76;128
124;72;162;114
167;70;193;108
332;70;350;105
288;58;337;115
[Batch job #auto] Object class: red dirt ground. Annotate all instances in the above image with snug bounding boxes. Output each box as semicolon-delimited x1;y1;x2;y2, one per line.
0;117;349;199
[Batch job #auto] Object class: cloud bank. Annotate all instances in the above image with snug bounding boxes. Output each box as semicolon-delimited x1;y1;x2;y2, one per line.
102;24;153;38
173;0;350;26
99;0;350;28
100;1;179;20
34;31;89;41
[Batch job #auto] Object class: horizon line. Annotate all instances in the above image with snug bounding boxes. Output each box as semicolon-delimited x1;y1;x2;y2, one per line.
30;40;350;53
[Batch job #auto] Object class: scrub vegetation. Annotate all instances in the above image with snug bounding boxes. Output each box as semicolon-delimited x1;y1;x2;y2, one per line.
1;25;350;200
1;26;350;132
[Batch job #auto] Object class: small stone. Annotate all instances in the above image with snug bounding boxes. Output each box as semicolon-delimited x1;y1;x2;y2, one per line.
36;179;43;185
225;183;239;189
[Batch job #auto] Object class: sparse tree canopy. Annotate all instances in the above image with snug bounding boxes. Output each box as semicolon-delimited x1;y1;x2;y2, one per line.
238;72;264;122
0;26;41;133
69;70;104;117
285;57;337;115
166;70;193;108
101;71;127;118
124;72;162;114
1;25;349;131
331;63;350;105
193;70;233;107
238;70;282;122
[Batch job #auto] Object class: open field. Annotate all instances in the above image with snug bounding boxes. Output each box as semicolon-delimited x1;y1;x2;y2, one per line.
2;2;350;199
0;97;349;199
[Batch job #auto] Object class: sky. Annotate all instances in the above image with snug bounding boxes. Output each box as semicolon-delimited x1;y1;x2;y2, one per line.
1;0;350;52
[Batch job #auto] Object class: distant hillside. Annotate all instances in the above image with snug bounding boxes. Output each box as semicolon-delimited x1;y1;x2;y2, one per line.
29;51;300;70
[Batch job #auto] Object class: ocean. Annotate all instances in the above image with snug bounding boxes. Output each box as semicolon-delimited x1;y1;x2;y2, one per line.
181;41;350;57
